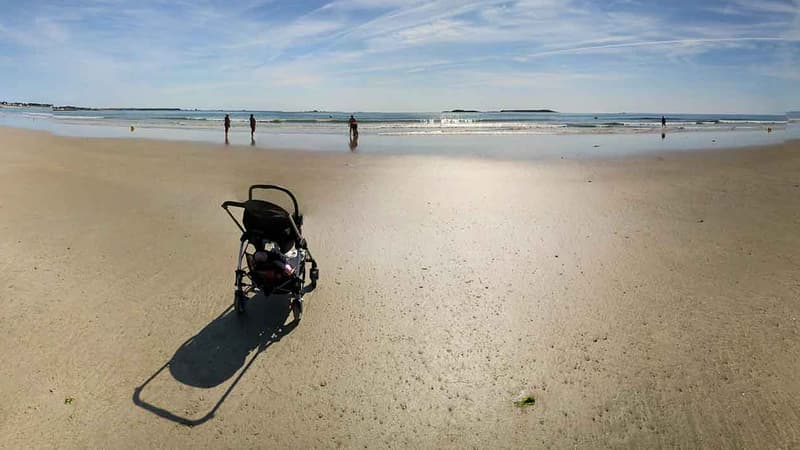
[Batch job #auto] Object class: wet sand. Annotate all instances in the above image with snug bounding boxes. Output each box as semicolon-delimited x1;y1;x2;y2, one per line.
1;127;799;448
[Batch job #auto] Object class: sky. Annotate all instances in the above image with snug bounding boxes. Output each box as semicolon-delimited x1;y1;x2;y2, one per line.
0;0;798;113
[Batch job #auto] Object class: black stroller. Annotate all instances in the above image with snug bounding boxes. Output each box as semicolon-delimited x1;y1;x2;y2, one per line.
222;185;318;321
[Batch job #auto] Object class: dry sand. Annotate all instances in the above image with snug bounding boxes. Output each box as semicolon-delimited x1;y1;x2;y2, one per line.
1;126;799;448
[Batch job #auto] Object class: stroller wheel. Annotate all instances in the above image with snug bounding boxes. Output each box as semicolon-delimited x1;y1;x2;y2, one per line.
291;297;303;322
310;267;319;281
234;291;247;314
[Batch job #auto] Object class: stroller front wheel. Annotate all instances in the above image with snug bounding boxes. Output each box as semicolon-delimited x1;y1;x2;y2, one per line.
234;290;247;314
291;297;303;322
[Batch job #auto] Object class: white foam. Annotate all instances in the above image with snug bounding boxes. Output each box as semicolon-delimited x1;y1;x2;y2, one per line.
22;112;53;118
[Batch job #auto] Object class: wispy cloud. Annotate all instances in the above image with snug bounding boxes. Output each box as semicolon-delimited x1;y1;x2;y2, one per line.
520;37;789;60
712;0;800;16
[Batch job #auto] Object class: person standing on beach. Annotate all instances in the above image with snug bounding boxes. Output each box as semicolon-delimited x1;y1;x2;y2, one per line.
349;114;358;139
249;114;256;139
224;114;231;141
661;115;666;127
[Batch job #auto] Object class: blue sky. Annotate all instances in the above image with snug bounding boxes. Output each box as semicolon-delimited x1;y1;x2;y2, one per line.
0;0;798;112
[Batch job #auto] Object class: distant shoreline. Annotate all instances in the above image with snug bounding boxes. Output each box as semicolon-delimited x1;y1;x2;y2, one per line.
53;106;182;112
0;103;181;112
446;109;558;113
0;102;52;108
5;101;562;114
500;109;558;113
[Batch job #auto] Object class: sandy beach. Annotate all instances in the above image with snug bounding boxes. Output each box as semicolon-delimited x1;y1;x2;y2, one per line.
1;126;799;448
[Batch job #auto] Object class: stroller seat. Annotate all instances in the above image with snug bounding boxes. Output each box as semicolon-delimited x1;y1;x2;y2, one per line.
242;199;298;253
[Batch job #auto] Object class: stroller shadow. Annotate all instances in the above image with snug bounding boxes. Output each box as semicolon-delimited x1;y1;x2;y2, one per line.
132;293;297;426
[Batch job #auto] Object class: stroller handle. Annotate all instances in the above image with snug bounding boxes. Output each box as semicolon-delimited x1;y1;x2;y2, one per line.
249;185;300;218
221;200;246;209
221;201;246;233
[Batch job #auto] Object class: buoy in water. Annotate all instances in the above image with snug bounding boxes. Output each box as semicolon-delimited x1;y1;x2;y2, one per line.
130;125;135;132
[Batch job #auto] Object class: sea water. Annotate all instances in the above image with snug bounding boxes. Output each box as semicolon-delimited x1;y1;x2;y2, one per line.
1;107;795;158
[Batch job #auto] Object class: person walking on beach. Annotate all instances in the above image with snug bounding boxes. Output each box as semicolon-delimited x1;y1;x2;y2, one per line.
661;115;666;127
249;114;256;139
349;114;358;139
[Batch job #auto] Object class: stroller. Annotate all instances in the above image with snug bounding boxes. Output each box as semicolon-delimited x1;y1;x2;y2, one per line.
221;185;318;321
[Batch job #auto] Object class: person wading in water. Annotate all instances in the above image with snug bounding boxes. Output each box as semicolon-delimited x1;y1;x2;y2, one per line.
349;114;358;139
224;114;231;143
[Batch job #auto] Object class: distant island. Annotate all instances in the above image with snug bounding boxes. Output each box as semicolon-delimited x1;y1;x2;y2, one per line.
447;109;480;113
500;109;557;113
53;106;181;111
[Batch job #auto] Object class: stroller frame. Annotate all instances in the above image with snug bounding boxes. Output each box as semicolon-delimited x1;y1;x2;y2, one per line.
221;185;318;321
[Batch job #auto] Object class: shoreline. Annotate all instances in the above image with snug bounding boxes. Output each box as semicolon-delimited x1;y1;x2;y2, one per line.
0;124;796;162
2;126;799;448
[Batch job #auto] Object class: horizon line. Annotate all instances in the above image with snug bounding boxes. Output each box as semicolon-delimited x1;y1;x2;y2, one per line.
0;102;794;116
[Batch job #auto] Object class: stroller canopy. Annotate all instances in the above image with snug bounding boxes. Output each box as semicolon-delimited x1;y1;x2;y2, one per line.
242;199;297;252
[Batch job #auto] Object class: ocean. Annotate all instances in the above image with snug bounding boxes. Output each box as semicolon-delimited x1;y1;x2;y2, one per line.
1;107;796;158
4;108;790;134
